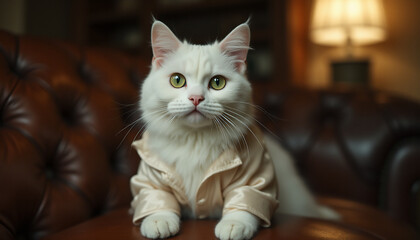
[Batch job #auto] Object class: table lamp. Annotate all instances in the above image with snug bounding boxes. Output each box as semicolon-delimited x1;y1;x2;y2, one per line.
310;0;387;85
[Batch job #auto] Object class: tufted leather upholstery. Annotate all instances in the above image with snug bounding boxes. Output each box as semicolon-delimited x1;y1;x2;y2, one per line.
0;30;419;239
0;30;148;239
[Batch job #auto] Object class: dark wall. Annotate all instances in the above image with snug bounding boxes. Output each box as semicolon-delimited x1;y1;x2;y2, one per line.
25;0;71;40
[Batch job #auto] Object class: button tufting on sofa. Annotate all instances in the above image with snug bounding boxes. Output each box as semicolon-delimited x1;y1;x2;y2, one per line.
0;30;145;239
76;62;97;85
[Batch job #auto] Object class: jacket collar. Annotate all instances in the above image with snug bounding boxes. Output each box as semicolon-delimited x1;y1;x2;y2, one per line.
132;132;243;180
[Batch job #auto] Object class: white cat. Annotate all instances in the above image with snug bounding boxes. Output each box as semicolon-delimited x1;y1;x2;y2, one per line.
130;20;339;240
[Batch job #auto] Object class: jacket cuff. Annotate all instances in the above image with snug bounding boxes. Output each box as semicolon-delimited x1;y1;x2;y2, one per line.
223;187;278;227
131;191;181;225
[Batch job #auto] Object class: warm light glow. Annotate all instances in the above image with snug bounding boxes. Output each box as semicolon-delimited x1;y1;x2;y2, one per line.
311;0;387;46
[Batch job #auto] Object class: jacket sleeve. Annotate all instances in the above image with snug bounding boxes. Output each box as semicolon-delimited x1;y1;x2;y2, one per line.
130;160;180;225
222;145;279;227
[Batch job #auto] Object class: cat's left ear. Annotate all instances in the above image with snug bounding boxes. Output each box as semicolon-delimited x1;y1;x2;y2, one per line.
219;23;251;74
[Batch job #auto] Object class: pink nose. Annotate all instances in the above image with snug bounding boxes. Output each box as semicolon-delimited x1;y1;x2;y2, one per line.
189;95;204;106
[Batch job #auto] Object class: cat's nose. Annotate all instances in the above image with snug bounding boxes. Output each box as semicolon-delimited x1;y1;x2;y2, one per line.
189;95;204;106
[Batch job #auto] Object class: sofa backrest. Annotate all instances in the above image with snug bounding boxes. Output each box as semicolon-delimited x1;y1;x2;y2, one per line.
0;30;147;239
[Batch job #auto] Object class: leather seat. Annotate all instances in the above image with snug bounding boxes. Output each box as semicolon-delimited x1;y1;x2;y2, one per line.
0;30;419;239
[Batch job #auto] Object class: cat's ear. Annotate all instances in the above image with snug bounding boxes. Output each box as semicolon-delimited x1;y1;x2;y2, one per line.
151;21;181;68
219;23;251;73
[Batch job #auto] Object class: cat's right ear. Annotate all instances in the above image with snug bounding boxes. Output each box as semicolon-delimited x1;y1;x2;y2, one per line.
151;21;181;68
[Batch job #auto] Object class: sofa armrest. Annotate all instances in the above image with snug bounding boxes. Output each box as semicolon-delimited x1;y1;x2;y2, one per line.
385;140;420;227
260;88;420;229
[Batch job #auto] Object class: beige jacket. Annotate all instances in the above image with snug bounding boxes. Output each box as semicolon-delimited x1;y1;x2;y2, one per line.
130;130;278;227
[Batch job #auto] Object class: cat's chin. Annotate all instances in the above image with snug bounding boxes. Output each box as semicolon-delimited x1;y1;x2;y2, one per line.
183;112;213;128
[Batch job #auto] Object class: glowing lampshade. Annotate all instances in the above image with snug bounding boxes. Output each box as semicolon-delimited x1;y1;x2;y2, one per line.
311;0;387;46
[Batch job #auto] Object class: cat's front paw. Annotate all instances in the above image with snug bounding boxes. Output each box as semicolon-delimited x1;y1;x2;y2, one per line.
215;211;259;240
140;211;180;239
215;220;254;240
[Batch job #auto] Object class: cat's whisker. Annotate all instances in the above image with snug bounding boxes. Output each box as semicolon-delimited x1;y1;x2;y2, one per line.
123;110;142;124
228;117;249;156
142;110;172;131
213;117;232;151
117;117;141;136
118;108;169;149
111;100;140;118
212;118;231;151
215;122;233;154
217;116;239;148
131;127;144;148
226;100;286;122
224;106;281;142
117;107;167;148
168;115;178;125
222;111;263;150
218;114;250;157
130;111;171;147
199;104;224;116
111;99;143;122
118;108;166;137
116;118;144;149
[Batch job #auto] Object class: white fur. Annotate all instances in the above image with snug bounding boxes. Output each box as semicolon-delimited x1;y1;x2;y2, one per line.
140;211;180;239
137;21;339;240
215;211;259;240
264;134;341;220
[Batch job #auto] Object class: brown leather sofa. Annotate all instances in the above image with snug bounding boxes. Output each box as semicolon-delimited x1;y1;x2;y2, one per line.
1;30;419;239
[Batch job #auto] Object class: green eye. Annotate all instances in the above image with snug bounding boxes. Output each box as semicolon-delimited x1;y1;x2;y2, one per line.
209;75;226;90
170;73;186;88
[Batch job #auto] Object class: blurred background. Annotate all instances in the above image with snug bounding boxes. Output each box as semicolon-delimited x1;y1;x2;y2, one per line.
0;0;419;103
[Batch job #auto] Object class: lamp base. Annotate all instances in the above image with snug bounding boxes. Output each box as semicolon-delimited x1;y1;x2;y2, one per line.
331;59;370;85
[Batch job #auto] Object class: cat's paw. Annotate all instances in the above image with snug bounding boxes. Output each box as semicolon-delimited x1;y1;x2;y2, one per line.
215;221;255;240
140;211;180;239
215;211;259;240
